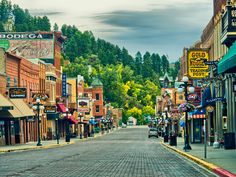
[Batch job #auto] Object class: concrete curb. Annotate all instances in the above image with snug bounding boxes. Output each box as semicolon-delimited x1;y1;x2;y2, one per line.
161;142;236;177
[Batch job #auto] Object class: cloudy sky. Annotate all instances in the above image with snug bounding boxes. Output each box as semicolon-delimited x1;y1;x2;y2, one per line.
11;0;213;61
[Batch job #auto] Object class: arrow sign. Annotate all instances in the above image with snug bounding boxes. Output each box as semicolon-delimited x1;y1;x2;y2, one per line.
206;97;225;103
204;61;219;65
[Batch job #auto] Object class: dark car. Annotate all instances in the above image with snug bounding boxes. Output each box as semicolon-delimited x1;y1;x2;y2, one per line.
148;127;158;138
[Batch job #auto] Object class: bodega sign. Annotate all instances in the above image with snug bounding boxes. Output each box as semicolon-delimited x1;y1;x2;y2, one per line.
187;49;209;79
0;33;53;40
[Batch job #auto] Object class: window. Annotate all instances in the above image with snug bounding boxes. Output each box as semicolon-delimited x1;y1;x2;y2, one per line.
96;105;100;113
96;93;100;100
179;95;183;100
7;76;10;87
14;77;17;87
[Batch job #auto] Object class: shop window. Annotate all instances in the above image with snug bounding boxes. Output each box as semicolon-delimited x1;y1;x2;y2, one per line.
96;93;100;100
179;95;183;100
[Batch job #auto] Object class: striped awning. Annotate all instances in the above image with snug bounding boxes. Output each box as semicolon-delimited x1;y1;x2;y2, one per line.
191;114;205;119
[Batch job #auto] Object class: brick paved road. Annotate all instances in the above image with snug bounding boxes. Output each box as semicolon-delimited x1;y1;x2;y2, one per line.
0;126;217;177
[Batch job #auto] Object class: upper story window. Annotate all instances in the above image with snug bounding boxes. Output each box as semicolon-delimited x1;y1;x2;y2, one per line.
95;93;100;100
96;105;100;113
14;77;17;87
7;76;10;87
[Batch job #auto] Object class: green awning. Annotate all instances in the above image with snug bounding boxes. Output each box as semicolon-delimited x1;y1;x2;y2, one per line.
218;41;236;74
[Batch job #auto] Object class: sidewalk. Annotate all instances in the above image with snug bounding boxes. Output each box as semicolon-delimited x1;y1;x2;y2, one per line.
161;137;236;177
0;128;118;153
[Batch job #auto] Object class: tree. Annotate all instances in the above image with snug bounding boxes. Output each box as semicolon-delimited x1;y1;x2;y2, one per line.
53;23;59;31
134;51;142;75
127;107;142;124
161;55;169;74
142;51;153;78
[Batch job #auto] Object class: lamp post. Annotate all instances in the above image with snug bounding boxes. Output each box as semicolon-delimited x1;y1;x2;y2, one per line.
55;117;59;144
32;98;44;146
78;113;83;139
178;76;195;151
65;108;70;143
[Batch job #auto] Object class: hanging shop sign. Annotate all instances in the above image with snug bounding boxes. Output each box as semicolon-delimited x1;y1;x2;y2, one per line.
77;98;90;113
221;5;236;46
187;49;209;79
206;105;214;113
62;73;67;97
9;87;27;98
44;106;57;113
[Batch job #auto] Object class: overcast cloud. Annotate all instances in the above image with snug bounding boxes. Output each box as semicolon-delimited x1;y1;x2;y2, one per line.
11;0;213;61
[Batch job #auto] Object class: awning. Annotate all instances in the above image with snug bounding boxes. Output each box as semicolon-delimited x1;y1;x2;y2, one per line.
67;115;78;124
0;94;14;110
9;99;35;117
57;103;67;113
218;41;236;74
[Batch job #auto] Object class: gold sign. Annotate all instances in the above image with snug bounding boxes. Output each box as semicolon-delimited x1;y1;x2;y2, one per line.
9;87;27;98
187;50;209;79
44;106;57;113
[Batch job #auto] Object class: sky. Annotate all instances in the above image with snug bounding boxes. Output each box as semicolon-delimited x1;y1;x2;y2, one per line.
11;0;213;62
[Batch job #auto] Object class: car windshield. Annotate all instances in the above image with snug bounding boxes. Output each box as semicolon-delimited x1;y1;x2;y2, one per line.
149;128;157;131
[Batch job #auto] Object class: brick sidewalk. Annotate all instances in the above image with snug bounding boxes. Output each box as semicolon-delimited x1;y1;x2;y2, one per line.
161;137;236;177
0;128;119;153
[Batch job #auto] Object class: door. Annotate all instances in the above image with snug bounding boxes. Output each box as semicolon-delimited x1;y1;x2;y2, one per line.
192;119;202;143
0;121;5;146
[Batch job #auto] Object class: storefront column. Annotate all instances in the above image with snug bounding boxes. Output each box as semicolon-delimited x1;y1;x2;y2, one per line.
232;76;236;135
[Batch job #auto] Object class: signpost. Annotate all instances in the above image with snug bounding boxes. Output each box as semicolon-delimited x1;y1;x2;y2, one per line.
206;97;225;103
187;49;209;79
9;87;27;98
44;106;57;114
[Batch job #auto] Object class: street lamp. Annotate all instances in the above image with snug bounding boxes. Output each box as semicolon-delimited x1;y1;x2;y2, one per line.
178;75;195;151
32;98;44;146
78;113;83;139
55;117;59;144
163;107;169;142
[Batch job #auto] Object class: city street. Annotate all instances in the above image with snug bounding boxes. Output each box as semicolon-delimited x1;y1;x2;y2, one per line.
0;127;216;177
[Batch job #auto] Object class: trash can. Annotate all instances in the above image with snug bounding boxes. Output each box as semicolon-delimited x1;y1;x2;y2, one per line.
164;134;168;142
65;134;70;142
224;132;235;149
169;135;177;146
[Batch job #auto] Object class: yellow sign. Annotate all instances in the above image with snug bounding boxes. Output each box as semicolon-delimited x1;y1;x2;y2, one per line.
187;49;209;79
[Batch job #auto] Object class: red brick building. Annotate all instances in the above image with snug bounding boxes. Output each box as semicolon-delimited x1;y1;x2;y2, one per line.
0;48;6;95
84;78;104;118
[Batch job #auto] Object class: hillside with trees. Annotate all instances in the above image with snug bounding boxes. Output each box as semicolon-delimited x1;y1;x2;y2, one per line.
0;0;180;124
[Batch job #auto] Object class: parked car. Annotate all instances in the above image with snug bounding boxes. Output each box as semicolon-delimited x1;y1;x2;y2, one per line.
148;127;158;138
122;123;127;128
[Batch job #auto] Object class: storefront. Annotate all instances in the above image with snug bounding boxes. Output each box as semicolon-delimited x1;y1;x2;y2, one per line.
217;41;236;145
190;109;206;143
8;99;35;144
0;94;14;146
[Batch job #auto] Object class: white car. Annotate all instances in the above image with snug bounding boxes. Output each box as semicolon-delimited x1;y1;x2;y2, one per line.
122;123;127;128
148;127;158;138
